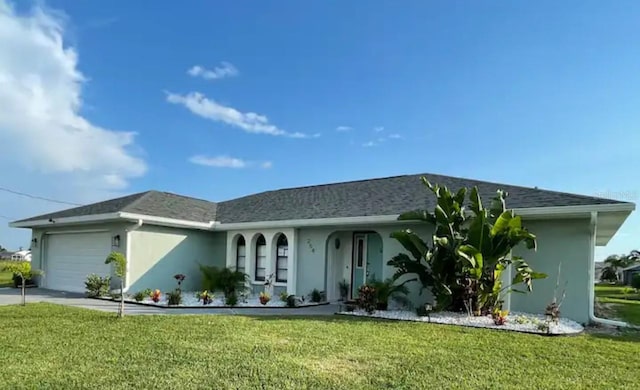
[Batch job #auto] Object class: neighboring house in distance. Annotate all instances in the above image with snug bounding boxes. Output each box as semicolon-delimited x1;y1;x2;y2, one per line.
8;172;636;324
10;250;31;262
0;250;15;260
622;264;640;285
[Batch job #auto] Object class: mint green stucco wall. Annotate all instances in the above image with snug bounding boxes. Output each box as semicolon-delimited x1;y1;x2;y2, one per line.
511;218;592;324
296;227;333;297
128;225;226;292
296;224;432;301
366;233;384;282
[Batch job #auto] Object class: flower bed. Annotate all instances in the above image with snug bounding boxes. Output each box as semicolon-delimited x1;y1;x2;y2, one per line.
337;309;584;335
96;291;327;308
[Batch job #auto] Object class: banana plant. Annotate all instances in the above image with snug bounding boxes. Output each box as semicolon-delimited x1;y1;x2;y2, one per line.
388;178;546;313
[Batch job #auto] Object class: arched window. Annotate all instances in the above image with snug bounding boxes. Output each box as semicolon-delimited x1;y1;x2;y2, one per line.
236;236;246;273
255;235;266;281
276;234;288;283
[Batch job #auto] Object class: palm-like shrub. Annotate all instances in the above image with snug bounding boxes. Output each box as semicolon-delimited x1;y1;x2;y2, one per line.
387;179;546;313
370;278;410;310
199;265;247;298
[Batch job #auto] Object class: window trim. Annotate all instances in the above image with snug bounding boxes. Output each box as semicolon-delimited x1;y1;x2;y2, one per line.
254;235;266;282
235;236;246;273
275;234;288;283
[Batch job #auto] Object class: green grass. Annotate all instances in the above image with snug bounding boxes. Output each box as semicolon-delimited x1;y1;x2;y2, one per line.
595;284;640;325
0;304;638;389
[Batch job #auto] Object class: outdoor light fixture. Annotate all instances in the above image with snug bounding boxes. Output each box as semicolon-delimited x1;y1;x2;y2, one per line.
112;234;121;248
31;237;38;248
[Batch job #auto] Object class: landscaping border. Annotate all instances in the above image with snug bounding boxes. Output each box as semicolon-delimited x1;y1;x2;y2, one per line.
335;311;585;337
90;295;330;309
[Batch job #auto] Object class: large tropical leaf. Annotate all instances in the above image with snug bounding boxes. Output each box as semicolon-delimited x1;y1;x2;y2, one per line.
390;230;427;260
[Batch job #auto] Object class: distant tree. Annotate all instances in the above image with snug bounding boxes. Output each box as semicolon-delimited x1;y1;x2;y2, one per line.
0;261;43;306
105;251;127;318
600;266;618;283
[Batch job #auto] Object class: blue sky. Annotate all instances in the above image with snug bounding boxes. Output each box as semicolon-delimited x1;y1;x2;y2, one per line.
0;1;638;260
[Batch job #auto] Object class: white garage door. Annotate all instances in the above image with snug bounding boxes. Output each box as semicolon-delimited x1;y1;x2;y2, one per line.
45;232;112;292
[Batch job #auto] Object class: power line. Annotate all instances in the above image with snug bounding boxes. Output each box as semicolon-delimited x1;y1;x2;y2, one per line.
0;187;81;206
0;214;13;220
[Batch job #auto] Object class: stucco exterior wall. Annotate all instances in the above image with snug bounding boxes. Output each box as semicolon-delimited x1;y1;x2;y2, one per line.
224;228;297;295
296;224;433;302
128;225;226;292
511;218;592;323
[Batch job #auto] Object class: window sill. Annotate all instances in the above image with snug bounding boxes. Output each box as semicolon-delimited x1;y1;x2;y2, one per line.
273;282;287;287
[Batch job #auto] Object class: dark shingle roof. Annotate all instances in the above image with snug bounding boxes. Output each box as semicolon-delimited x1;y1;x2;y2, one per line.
14;173;630;225
215;173;629;223
15;191;217;223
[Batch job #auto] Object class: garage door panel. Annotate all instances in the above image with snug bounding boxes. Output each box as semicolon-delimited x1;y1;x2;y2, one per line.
46;232;112;292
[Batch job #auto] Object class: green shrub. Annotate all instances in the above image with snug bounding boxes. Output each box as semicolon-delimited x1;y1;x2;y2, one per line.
370;278;410;310
225;292;238;306
279;290;289;302
286;294;297;308
166;289;182;306
85;274;111;297
357;284;377;314
199;265;247;297
631;274;640;290
132;291;148;302
310;289;323;303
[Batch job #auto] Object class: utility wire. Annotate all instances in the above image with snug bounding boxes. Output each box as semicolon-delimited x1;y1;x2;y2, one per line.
0;186;81;206
0;214;13;220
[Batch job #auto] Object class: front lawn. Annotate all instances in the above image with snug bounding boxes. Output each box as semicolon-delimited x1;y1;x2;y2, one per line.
595;284;640;325
0;304;638;389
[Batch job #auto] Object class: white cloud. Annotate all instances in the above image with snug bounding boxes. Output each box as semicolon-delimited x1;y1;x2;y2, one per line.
336;126;352;132
388;133;403;139
0;1;146;249
0;1;146;185
166;91;312;138
374;126;384;132
362;141;376;147
187;62;238;81
189;155;272;169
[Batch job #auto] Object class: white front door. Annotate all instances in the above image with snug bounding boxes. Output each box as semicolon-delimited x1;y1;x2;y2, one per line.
45;232;112;292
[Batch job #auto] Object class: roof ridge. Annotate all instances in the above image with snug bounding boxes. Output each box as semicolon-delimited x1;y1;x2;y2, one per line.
221;171;629;205
121;190;155;212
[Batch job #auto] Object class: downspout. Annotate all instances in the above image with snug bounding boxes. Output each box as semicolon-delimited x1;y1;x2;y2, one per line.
124;219;143;293
588;211;630;328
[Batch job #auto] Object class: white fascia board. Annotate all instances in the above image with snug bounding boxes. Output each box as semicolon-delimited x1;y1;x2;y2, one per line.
117;212;215;230
9;213;122;228
214;215;404;231
514;202;635;218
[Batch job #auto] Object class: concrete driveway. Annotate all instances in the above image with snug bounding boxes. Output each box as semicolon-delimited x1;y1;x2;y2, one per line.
0;287;339;316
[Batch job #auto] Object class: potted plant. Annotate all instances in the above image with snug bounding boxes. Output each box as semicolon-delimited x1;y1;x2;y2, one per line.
199;290;213;305
338;280;350;301
259;291;271;305
151;289;162;303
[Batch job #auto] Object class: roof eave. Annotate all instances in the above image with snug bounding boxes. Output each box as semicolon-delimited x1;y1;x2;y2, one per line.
10;212;216;230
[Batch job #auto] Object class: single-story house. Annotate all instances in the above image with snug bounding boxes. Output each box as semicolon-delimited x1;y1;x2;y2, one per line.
0;250;15;260
9;173;635;323
10;250;32;262
622;264;640;285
